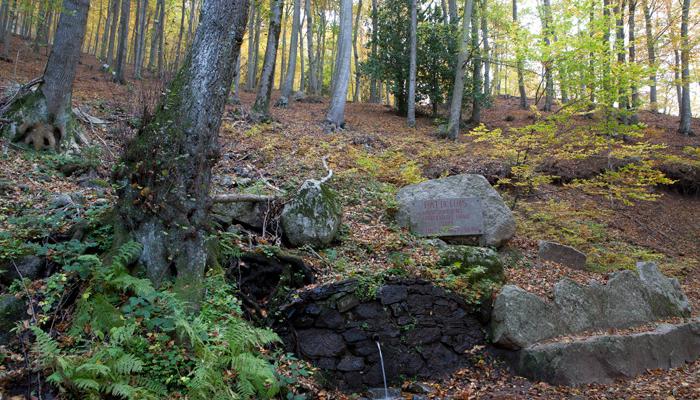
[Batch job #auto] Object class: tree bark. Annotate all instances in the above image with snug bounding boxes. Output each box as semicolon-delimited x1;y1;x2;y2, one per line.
174;0;187;68
107;0;120;65
231;54;242;103
678;0;692;135
115;0;250;292
614;0;628;120
445;0;474;139
642;0;656;112
513;0;527;109
251;0;283;121
305;0;318;94
324;0;352;131
246;0;257;91
481;0;490;101
352;0;362;103
3;0;89;150
541;0;553;112
407;0;417;127
369;0;379;102
134;0;148;78
0;0;11;59
470;1;481;123
278;0;301;106
628;0;638;123
114;0;130;84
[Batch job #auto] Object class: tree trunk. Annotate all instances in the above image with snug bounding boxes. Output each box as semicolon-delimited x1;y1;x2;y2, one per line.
628;0;638;123
642;0;656;112
470;1;481;123
114;0;130;84
407;0;417;127
0;0;10;59
174;0;187;68
231;54;242;103
352;0;362;103
481;0;490;103
278;0;300;106
448;0;457;24
251;0;283;121
369;0;379;102
279;2;288;89
156;0;164;75
445;0;474;139
3;0;90;151
541;0;553;112
306;0;318;94
614;0;628;120
513;0;526;109
246;0;257;90
107;0;120;65
134;0;148;78
678;0;692;135
324;0;352;131
100;0;113;59
115;0;250;292
299;20;305;91
253;6;262;85
148;0;162;72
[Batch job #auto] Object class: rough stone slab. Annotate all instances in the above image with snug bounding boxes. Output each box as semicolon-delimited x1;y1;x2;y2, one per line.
396;174;515;247
490;263;691;349
513;320;700;385
538;241;587;270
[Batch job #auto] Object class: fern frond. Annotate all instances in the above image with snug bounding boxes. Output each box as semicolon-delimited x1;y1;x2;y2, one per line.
112;353;144;375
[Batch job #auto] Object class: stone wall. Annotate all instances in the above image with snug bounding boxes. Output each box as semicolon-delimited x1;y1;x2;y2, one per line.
276;278;485;390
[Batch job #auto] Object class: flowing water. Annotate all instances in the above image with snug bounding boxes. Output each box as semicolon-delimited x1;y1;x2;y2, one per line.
375;341;390;400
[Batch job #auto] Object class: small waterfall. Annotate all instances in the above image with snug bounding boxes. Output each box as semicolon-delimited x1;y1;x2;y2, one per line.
375;340;390;400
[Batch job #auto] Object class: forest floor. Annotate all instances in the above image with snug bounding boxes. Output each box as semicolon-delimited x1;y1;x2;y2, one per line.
1;37;700;399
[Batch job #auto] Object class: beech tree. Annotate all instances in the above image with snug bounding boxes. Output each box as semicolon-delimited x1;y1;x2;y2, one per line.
251;0;283;121
277;0;300;106
113;0;130;83
114;0;250;291
324;0;352;131
1;0;90;151
444;0;474;140
407;0;417;127
678;0;693;135
513;0;527;109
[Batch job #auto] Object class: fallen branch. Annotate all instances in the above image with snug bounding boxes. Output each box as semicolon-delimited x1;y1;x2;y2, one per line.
212;193;278;203
0;76;43;116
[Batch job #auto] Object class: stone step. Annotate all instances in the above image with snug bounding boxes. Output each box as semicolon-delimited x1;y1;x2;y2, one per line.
510;319;700;386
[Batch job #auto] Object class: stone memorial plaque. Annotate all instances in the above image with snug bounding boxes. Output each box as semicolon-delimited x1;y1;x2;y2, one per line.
409;197;483;236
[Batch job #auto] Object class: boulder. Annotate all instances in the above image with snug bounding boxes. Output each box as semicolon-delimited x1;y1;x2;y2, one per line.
0;294;25;345
490;264;692;349
439;246;504;282
514;320;700;385
212;199;272;229
490;285;563;349
538;241;587;270
281;179;342;248
1;255;45;285
637;261;691;316
396;174;515;247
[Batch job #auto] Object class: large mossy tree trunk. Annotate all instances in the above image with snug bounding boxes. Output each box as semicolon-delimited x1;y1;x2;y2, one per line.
1;0;90;152
114;0;250;294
